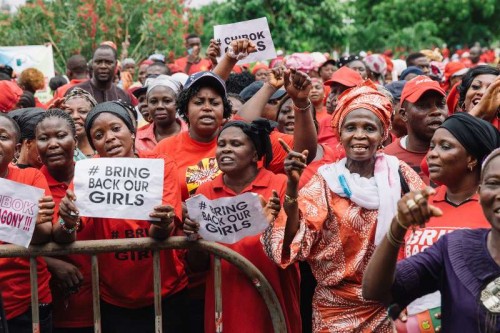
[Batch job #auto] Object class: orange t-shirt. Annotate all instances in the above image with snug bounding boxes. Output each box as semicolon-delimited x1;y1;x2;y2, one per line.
41;166;94;328
196;169;301;333
80;152;187;308
154;130;294;201
173;57;212;75
0;165;52;319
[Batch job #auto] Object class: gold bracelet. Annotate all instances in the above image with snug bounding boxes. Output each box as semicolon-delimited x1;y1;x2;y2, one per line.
284;194;298;204
395;216;408;230
386;227;405;248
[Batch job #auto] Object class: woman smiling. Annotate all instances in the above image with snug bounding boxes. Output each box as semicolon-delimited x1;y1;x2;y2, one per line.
263;81;424;332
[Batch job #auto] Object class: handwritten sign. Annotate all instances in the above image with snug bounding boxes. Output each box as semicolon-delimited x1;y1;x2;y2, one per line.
0;178;43;248
214;17;277;65
186;192;268;244
74;158;164;220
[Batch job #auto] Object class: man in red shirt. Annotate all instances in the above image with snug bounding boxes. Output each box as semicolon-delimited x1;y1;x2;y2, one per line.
52;55;89;99
384;76;447;185
174;33;212;75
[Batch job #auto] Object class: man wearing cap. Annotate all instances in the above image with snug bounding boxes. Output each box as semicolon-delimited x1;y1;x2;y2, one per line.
174;33;212;75
317;66;364;147
384;75;447;185
71;45;135;105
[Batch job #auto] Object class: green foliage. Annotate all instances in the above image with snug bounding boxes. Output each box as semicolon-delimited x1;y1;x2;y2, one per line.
0;0;200;73
196;0;348;53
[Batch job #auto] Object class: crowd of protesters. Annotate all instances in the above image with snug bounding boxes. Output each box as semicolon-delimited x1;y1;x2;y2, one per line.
0;31;500;333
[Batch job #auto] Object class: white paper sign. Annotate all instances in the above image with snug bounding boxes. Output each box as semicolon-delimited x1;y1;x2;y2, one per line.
214;17;277;65
186;192;268;244
74;158;164;220
0;178;43;248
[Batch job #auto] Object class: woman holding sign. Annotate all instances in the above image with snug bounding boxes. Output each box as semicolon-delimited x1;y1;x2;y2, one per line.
34;109;94;332
0;113;55;333
262;81;425;332
57;101;189;332
183;119;301;333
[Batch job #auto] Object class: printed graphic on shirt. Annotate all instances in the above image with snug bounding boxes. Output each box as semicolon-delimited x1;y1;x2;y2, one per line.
404;227;460;258
112;227;152;261
185;157;222;196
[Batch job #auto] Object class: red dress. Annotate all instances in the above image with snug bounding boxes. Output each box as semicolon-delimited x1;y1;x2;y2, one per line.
196;168;301;333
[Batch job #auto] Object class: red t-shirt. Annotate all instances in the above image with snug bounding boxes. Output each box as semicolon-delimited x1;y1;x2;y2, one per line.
80;152;187;308
40;166;93;328
154;130;294;201
400;185;490;260
173;57;212;75
196;169;301;333
317;114;339;147
383;137;430;185
0;165;52;319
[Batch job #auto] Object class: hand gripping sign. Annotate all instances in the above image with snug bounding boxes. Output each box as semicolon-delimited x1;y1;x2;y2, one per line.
214;17;277;65
0;178;44;248
186;192;268;244
74;158;164;220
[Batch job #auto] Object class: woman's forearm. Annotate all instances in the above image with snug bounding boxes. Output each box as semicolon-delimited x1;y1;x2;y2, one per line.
282;180;301;257
362;218;406;305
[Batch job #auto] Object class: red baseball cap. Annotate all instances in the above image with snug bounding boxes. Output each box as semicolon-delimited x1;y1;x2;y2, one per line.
0;81;23;112
400;75;445;105
324;66;363;88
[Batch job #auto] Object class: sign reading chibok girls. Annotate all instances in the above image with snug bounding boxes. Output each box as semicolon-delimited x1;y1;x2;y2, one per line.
0;178;43;248
214;17;277;65
186;192;268;244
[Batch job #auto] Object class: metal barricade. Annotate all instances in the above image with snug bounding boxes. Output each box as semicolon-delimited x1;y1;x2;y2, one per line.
0;237;287;333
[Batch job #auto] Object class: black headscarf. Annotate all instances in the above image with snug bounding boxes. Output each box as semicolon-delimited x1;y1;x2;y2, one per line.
440;112;500;163
7;107;45;142
338;55;361;68
85;101;135;149
219;118;274;167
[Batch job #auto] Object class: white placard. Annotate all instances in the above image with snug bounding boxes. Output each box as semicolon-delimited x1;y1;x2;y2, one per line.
74;158;164;220
214;17;277;65
0;178;43;248
186;192;268;244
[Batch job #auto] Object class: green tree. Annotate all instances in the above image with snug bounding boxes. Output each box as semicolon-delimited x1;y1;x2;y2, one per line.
353;0;499;52
0;0;200;73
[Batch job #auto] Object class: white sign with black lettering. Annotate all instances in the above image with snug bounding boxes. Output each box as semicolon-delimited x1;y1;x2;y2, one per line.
74;158;164;220
186;192;268;244
0;178;43;248
214;17;277;65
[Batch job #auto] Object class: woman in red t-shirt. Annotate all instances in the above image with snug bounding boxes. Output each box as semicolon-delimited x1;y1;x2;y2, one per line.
56;101;188;333
0;113;55;333
396;112;500;332
34;108;94;333
183;120;301;333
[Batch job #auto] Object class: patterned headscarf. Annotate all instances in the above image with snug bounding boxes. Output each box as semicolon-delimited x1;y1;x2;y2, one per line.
64;87;97;108
331;80;393;139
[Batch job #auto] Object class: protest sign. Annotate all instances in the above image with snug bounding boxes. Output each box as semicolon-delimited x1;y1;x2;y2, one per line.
0;44;55;103
0;178;43;248
186;192;268;244
74;158;164;220
214;17;277;65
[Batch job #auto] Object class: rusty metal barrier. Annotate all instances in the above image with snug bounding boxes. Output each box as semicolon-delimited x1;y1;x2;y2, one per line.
0;237;287;333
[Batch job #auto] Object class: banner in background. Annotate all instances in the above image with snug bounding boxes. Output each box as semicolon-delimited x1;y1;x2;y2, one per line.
0;44;55;102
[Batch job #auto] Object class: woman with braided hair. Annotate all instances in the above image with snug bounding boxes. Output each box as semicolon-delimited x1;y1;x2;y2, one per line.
183;119;301;333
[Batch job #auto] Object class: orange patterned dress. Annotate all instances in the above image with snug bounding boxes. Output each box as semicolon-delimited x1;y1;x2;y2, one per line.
262;161;424;332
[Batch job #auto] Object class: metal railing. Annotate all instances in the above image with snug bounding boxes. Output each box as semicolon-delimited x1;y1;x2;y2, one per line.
0;237;286;333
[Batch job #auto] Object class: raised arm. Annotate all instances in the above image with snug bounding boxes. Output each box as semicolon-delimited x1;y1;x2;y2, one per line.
212;39;257;81
362;187;442;305
283;69;317;162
